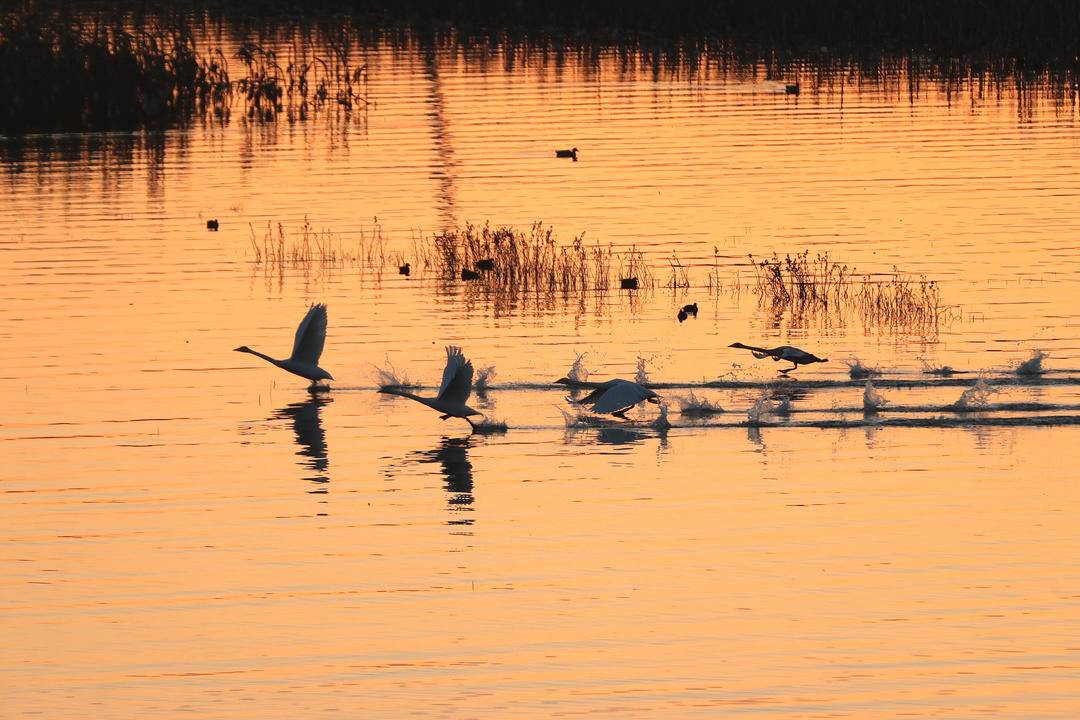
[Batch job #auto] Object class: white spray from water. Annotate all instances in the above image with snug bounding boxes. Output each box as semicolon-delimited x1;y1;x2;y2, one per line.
863;380;889;413
1014;350;1047;376
747;390;777;425
374;356;418;389
567;352;590;383
845;358;882;380
675;390;725;416
475;365;497;391
635;355;652;386
950;379;997;411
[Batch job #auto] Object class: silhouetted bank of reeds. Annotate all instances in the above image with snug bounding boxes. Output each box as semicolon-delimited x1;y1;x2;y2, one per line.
0;10;226;133
0;9;368;133
748;250;951;328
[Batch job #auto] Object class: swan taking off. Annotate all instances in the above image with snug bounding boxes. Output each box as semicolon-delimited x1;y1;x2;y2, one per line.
379;346;483;428
235;304;333;390
556;377;660;418
729;342;827;373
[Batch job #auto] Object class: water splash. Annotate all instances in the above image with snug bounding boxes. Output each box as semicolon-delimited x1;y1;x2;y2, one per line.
472;417;508;434
675;390;725;416
475;365;497;391
374;356;418;389
845;357;882;380
651;402;672;431
863;380;889;413
922;360;959;376
635;355;652;385
747;391;778;425
1014;350;1047;376
566;352;590;383
950;379;997;411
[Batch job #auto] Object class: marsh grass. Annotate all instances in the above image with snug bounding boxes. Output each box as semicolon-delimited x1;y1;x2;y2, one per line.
248;217;386;268
0;10;229;133
748;250;953;329
420;222;646;293
0;9;367;133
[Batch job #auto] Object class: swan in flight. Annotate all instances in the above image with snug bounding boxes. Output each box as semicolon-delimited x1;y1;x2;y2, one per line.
556;377;660;418
234;304;333;390
729;342;827;373
379;346;482;428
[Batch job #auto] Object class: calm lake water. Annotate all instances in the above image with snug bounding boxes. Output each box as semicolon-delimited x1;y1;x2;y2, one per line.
3;28;1080;718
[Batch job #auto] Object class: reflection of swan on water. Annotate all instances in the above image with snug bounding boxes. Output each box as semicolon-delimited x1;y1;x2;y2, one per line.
555;377;660;418
379;346;483;429
235;304;333;391
273;396;331;490
729;342;827;374
413;437;474;525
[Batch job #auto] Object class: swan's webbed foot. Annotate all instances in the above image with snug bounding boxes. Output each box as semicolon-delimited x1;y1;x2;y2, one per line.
612;410;629;419
439;414;452;420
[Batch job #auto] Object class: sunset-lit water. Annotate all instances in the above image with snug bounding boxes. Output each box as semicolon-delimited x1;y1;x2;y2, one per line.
3;29;1080;717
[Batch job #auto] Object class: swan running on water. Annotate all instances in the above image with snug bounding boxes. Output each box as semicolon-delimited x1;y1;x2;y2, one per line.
235;304;333;391
556;377;660;418
379;346;483;428
729;342;828;373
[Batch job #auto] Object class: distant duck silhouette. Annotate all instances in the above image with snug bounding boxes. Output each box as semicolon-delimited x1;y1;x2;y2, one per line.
677;309;688;323
234;304;333;391
785;83;800;95
620;277;639;290
555;147;579;161
475;258;495;272
682;302;698;316
206;219;219;230
398;262;410;276
461;268;480;281
729;342;827;373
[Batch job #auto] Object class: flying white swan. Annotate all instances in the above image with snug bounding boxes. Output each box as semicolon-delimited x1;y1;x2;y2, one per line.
234;304;333;390
379;346;482;428
729;342;827;373
555;377;660;418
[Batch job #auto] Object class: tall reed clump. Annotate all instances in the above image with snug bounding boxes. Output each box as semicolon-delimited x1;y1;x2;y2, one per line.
0;10;229;133
423;222;628;293
248;217;386;268
749;250;951;328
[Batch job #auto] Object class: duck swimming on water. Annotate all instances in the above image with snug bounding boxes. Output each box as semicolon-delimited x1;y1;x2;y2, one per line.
555;147;578;160
729;342;827;373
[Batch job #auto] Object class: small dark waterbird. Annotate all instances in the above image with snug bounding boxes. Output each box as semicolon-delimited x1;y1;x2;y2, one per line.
555;147;578;160
555;377;660;419
461;268;480;281
682;302;698;316
206;219;219;230
379;346;483;429
399;262;410;276
729;342;827;374
234;304;333;391
620;277;639;290
475;258;495;272
677;309;688;323
785;83;800;95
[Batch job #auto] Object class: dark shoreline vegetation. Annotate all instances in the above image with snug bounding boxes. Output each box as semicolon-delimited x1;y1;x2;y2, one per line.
246;219;950;332
5;1;1080;134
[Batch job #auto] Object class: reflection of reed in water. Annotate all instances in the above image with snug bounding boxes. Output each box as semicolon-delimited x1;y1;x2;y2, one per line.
413;437;474;526
273;396;331;492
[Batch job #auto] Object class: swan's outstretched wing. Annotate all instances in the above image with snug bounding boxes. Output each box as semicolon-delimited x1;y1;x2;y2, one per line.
290;304;328;365
437;346;474;405
589;381;656;415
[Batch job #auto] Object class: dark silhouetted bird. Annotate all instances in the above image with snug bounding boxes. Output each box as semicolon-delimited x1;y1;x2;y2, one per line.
729;342;827;373
461;268;480;281
555;147;579;160
206;219;219;230
399;262;410;276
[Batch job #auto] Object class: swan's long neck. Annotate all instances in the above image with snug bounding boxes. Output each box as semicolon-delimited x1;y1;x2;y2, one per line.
380;387;437;409
735;343;771;355
242;348;285;368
